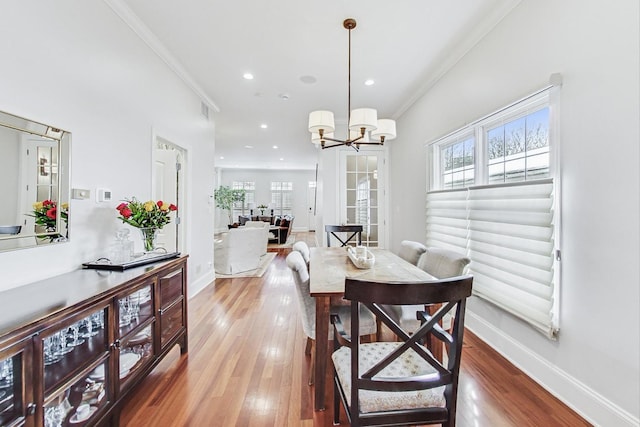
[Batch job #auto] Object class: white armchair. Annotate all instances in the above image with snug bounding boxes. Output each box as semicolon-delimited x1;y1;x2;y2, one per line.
214;227;268;274
243;220;270;254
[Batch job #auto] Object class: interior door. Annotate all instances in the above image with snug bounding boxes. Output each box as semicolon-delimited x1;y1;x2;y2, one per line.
307;181;317;232
153;140;184;253
21;138;58;233
340;151;386;247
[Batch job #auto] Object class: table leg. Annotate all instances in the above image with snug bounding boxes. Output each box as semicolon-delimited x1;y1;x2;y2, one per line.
314;296;330;411
427;304;444;363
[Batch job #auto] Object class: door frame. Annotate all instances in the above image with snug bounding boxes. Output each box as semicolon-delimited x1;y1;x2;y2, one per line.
152;134;187;254
338;147;389;248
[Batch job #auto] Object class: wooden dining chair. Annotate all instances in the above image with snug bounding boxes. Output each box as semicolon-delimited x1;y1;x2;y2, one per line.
331;275;473;427
325;224;363;247
0;225;21;235
285;251;376;385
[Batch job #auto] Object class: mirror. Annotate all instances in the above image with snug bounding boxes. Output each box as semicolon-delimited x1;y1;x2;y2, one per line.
0;110;71;252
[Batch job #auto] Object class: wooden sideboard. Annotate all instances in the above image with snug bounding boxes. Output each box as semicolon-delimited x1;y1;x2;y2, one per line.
0;255;188;427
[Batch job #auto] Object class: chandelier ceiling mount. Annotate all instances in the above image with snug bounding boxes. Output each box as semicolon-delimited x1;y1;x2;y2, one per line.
308;18;397;151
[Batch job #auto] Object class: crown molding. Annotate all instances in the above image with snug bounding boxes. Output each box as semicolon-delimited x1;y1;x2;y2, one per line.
103;0;220;113
394;0;522;119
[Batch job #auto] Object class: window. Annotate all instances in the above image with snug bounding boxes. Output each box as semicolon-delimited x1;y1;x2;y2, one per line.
231;181;254;220
486;107;549;183
271;181;292;216
427;86;560;339
440;135;475;189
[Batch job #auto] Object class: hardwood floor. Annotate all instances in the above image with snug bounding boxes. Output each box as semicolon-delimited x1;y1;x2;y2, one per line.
121;233;590;426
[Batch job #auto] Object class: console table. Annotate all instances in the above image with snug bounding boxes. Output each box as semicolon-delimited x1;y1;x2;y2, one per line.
0;255;188;426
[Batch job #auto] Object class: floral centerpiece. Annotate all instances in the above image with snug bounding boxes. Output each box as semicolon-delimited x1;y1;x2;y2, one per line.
29;200;68;240
257;204;269;215
116;197;177;252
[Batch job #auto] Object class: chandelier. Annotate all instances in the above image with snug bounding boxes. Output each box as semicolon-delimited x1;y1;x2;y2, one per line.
308;18;397;151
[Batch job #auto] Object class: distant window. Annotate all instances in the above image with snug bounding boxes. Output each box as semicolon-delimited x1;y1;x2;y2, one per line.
232;181;254;220
271;181;292;216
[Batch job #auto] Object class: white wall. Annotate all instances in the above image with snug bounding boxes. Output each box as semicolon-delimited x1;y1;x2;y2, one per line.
0;2;216;297
216;168;316;232
389;1;639;425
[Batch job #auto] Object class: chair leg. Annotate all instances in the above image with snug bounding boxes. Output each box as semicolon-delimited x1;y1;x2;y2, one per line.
375;318;383;341
308;339;315;386
305;336;313;355
333;373;340;425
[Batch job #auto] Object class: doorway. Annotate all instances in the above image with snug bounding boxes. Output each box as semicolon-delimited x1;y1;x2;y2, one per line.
340;151;386;248
153;137;186;253
307;178;317;232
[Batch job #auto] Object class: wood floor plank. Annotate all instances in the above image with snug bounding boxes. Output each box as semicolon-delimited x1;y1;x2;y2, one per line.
121;233;590;426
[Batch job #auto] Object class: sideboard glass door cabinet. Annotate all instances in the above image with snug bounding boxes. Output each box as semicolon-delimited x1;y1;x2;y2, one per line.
40;306;111;427
0;341;33;426
0;255;188;427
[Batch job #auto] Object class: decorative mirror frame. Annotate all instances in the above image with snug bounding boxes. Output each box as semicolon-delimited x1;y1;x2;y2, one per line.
0;110;71;252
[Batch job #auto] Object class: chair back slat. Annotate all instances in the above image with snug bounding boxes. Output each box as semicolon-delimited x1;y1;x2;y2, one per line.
325;224;363;247
345;276;472;305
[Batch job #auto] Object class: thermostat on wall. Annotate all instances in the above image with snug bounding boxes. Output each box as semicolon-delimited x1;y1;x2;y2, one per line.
97;188;112;202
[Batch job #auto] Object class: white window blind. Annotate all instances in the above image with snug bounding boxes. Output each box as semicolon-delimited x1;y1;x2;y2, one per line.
426;189;468;254
427;179;558;339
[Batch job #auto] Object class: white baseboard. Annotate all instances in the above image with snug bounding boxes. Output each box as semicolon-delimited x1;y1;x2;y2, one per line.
187;271;214;299
466;311;639;427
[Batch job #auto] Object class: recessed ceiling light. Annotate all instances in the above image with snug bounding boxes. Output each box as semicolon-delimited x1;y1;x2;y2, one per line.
278;93;290;100
243;73;254;80
280;158;284;161
245;145;254;149
273;145;278;149
300;75;317;84
219;156;224;159
260;124;268;129
364;79;375;86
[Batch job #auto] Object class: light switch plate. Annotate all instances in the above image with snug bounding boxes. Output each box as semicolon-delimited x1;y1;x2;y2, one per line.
72;188;90;200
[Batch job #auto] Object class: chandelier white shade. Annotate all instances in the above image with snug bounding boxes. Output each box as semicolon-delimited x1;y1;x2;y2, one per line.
348;108;377;132
370;119;397;142
308;18;397;150
308;110;335;133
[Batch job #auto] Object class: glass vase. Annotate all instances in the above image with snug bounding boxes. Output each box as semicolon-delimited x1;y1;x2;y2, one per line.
138;227;158;252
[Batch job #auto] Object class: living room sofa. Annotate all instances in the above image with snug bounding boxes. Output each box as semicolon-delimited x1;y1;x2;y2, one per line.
214;226;268;274
270;215;294;244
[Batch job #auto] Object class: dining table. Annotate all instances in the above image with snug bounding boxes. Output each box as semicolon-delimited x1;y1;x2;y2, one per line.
309;246;436;411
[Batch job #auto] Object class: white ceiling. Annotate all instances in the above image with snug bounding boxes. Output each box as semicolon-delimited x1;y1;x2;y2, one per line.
115;0;519;170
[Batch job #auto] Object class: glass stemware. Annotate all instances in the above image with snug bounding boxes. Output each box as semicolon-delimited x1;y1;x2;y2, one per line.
44;404;65;427
0;358;13;386
79;317;98;338
66;324;85;347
